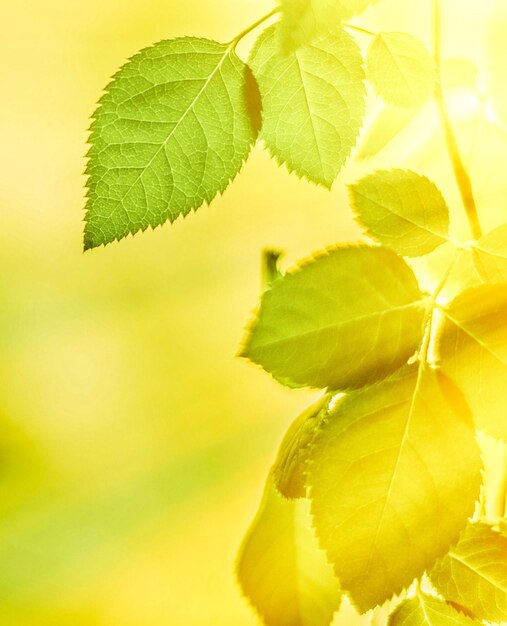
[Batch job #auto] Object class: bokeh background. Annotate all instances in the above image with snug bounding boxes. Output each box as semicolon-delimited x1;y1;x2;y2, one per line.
1;0;507;624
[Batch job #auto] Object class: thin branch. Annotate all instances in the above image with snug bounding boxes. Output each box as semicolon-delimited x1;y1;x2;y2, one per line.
231;7;279;47
343;23;375;37
432;0;483;240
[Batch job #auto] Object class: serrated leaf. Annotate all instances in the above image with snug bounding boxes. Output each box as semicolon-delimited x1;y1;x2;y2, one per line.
355;105;418;161
279;0;379;50
273;394;332;498
308;365;482;612
242;245;427;390
430;522;507;622
366;33;435;108
249;26;365;187
472;224;507;283
237;475;341;626
84;38;259;249
350;170;449;257
437;285;507;441
388;594;480;625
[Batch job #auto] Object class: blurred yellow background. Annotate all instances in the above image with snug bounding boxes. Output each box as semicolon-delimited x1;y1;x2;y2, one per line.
1;0;506;624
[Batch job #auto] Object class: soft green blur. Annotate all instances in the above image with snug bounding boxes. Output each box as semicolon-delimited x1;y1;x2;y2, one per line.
1;0;506;624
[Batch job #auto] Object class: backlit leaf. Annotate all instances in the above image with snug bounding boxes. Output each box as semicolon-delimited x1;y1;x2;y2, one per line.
84;38;259;249
249;26;365;187
366;33;435;108
437;285;507;441
388;594;479;625
308;365;481;612
237;475;341;626
430;522;507;623
242;245;427;390
279;0;379;50
273;394;331;498
472;224;507;283
350;170;449;256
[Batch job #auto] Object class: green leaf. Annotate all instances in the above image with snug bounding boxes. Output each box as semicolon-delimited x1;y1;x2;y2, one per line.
308;365;482;612
430;522;507;623
350;170;449;257
237;474;341;626
249;26;365;187
242;245;426;390
279;0;378;51
472;224;507;283
273;395;331;498
366;33;435;108
437;284;507;441
84;38;259;249
355;105;418;161
388;594;480;625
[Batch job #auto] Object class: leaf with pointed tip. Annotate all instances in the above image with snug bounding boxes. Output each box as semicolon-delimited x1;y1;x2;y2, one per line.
366;33;435;108
237;475;341;626
279;0;379;51
388;594;480;625
242;245;427;390
430;522;507;623
472;224;507;283
350;170;449;256
308;365;481;612
437;285;507;441
84;38;259;249
273;394;332;498
249;26;365;187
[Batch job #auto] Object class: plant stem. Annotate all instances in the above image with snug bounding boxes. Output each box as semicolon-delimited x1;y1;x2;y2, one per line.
432;0;482;240
343;23;375;37
419;253;459;366
231;7;279;47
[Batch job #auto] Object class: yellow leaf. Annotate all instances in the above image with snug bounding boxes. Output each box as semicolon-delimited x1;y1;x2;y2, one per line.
237;474;341;626
308;365;481;612
437;284;507;442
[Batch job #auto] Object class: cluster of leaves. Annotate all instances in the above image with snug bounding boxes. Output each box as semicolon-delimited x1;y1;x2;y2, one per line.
84;0;507;624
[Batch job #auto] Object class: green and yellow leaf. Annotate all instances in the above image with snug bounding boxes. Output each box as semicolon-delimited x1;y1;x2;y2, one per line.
237;475;341;626
249;26;365;187
430;521;507;623
273;394;332;499
388;594;480;625
84;38;259;249
366;33;435;108
308;365;482;612
350;170;449;256
437;284;507;441
242;245;427;390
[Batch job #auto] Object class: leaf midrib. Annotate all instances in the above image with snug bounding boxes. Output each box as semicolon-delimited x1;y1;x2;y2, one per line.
115;44;233;208
353;187;449;243
449;549;507;595
252;299;427;351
